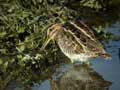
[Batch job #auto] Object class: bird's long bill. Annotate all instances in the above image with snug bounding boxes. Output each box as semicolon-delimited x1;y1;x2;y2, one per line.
40;37;52;51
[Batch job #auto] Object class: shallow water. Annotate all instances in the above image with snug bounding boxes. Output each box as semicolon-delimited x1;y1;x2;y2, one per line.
31;23;120;90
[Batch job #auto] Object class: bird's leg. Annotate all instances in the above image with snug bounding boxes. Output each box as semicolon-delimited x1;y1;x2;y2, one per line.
69;59;75;69
70;59;74;63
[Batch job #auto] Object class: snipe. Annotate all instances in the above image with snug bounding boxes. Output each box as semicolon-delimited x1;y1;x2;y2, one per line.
41;20;111;63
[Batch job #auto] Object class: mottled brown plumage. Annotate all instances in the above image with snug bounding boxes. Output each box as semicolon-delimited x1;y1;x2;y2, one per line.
41;20;111;63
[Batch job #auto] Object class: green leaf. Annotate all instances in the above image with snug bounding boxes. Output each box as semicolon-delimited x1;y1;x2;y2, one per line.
0;59;3;64
0;32;6;38
16;45;25;52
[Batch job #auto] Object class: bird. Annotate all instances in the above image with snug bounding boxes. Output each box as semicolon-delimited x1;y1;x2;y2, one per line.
41;20;111;63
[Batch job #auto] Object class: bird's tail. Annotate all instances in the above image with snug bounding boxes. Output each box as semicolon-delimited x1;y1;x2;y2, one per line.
99;53;112;60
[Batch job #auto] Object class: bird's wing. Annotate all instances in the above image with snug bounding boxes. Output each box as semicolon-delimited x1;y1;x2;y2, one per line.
64;21;104;52
57;28;85;54
69;20;96;41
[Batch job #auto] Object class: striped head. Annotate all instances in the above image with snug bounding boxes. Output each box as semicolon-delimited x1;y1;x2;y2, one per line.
41;23;62;50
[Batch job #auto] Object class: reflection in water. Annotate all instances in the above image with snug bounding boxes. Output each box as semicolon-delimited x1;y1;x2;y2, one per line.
50;64;111;90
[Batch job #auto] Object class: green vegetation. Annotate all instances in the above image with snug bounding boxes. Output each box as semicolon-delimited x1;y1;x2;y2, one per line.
0;0;119;89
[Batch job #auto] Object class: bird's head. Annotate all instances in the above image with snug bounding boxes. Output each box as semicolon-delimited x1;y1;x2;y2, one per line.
41;23;62;50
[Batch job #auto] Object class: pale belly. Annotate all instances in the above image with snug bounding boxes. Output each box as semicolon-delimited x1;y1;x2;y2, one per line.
64;52;91;63
56;33;91;63
59;45;91;63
